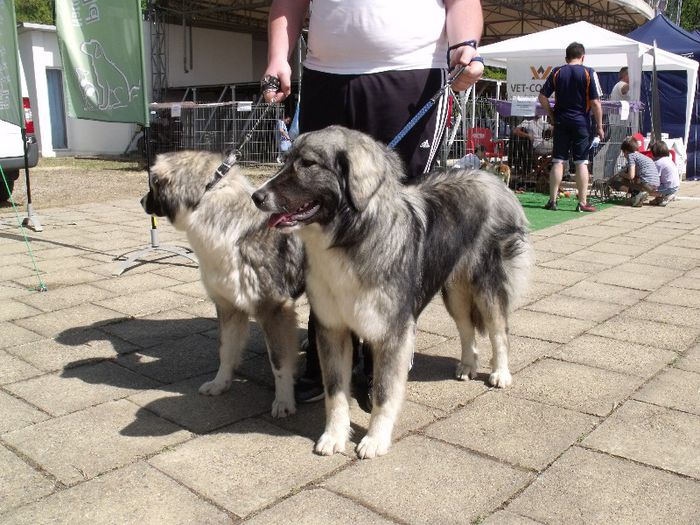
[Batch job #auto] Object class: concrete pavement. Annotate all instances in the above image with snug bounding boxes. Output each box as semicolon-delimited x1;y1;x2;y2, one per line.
1;183;700;524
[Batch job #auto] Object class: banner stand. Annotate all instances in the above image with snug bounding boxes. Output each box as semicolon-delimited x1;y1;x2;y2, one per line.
113;126;197;276
20;129;42;232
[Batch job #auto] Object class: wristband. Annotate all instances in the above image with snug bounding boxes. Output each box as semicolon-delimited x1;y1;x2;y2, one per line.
446;39;479;67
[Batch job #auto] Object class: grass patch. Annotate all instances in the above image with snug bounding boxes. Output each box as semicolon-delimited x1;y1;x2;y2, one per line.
516;192;615;231
38;156;142;172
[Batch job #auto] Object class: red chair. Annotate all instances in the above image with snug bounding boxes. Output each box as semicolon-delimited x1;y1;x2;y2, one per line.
466;127;505;161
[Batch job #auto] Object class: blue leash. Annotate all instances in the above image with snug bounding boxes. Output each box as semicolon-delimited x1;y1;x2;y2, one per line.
387;60;481;149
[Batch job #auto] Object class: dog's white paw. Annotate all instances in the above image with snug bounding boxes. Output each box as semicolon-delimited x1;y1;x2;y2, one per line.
271;398;296;418
198;379;231;396
456;361;478;381
356;435;390;459
489;369;512;388
315;432;347;456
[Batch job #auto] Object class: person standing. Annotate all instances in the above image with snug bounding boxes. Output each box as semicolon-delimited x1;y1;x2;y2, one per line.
275;115;293;163
538;42;604;212
262;0;485;406
604;66;630;178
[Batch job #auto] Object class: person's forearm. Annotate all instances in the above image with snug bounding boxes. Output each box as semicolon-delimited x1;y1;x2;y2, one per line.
444;0;483;92
591;100;603;136
538;93;554;121
268;0;309;64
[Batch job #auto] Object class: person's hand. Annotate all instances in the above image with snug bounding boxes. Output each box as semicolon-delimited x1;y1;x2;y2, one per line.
448;45;483;92
262;60;292;103
596;125;604;140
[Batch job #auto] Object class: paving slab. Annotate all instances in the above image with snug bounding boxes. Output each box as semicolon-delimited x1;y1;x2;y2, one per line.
482;511;542;524
558;280;648;305
590;262;683;291
0;462;230;524
645;285;700;309
5;361;159;416
0;321;43;350
94;288;197;318
0;300;42;322
583;400;700;479
14;268;104;289
0;390;49;434
554;334;675;378
589;315;700;352
149;418;347;518
14;283;115;313
99;309;216;350
669;274;700;291
4;330;132;371
91;271;183;295
530;266;588;286
620;300;700;328
507;447;700;525
0;350;42;384
129;375;273;434
507;358;643;416
12;303;121;339
2;399;191;485
632;367;700;415
508;309;596;344
524;294;626;322
324;435;533;525
116;333;218;383
0;444;55;515
245;487;394;525
424;391;598;470
675;343;700;373
268;397;441;446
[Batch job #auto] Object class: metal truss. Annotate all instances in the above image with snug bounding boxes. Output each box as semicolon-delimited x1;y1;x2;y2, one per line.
147;1;168;103
482;0;653;43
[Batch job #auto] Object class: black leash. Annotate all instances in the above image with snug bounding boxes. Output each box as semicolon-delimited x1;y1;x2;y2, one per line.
205;75;282;192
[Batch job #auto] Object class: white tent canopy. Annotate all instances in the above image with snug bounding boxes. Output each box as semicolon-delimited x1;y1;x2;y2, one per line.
479;21;699;147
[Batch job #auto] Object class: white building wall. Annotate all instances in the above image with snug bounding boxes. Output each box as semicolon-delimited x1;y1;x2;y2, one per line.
166;24;252;87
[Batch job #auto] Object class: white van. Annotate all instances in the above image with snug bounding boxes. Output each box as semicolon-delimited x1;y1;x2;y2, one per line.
0;58;38;202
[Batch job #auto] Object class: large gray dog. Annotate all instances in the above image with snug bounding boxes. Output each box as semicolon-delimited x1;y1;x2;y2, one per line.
253;126;532;458
142;151;305;418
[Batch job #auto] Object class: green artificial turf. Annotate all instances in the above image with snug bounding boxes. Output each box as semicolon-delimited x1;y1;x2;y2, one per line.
516;192;614;231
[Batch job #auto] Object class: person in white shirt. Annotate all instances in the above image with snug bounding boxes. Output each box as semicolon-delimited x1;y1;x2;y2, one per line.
605;67;630;178
650;141;680;206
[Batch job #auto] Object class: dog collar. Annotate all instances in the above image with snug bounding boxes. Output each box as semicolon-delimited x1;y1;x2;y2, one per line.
206;156;236;192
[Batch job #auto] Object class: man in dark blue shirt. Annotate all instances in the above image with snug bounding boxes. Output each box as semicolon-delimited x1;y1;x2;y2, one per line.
538;42;604;212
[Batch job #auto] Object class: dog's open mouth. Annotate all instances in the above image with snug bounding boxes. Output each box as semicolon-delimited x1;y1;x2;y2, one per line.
267;201;320;228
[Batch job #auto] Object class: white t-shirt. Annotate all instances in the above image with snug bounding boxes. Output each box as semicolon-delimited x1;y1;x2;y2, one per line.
517;118;549;148
654;156;680;190
610;80;629;101
305;0;448;74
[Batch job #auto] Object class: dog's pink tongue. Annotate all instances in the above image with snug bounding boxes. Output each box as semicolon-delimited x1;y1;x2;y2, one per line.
267;213;290;228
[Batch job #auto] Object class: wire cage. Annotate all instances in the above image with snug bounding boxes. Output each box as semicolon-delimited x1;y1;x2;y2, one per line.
147;101;285;164
440;94;643;190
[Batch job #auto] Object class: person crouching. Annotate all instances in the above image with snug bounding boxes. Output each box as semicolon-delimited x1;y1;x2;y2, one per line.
649;141;680;206
608;136;660;207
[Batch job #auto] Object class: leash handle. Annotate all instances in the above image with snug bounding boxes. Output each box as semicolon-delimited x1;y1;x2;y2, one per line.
209;76;281;189
387;65;467;150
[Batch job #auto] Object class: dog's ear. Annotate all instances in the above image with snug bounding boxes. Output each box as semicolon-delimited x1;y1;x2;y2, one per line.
336;141;385;212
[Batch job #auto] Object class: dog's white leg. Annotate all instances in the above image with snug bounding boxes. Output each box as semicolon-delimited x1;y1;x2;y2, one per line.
443;286;479;380
315;325;353;456
258;303;299;418
487;312;512;388
357;323;415;459
199;305;248;396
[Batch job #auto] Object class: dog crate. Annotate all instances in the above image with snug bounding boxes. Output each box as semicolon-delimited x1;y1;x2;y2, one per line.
147;101;285;164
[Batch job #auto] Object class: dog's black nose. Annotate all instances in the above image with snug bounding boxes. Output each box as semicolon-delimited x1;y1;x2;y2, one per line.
252;189;267;208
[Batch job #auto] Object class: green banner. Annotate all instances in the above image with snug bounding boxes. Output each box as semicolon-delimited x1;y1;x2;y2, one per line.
0;0;23;128
55;0;149;125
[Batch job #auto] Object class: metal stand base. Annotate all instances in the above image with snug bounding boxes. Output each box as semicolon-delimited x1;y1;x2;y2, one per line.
22;203;43;232
114;221;197;276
